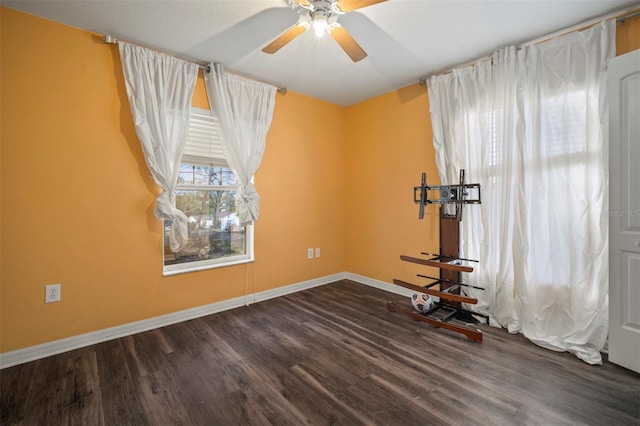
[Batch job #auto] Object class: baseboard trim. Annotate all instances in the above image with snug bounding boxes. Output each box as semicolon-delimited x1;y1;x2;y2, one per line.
344;272;415;298
0;272;411;369
0;272;347;369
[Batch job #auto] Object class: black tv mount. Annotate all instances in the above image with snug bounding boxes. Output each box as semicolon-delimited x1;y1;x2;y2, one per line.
414;169;481;220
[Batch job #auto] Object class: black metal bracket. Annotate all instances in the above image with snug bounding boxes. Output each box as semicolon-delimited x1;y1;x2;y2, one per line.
414;169;481;221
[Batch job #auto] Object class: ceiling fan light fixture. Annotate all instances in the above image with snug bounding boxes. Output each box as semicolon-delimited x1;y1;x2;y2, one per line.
311;10;329;37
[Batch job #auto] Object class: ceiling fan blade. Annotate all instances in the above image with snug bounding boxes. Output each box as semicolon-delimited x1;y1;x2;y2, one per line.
293;0;313;8
336;0;387;12
329;24;367;62
262;23;309;54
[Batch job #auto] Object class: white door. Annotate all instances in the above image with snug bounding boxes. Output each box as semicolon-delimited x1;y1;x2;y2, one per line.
609;49;640;373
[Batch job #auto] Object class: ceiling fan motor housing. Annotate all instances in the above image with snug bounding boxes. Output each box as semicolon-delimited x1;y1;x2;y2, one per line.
307;0;346;16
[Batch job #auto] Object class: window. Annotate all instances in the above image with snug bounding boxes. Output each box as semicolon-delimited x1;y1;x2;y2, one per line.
474;87;596;288
482;89;588;182
163;108;253;275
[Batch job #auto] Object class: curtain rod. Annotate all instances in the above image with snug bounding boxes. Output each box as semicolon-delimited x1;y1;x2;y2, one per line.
617;9;640;22
418;6;640;86
520;7;640;48
102;34;287;95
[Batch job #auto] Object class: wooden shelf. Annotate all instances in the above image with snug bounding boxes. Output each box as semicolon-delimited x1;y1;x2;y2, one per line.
392;279;478;305
400;255;474;273
386;302;483;342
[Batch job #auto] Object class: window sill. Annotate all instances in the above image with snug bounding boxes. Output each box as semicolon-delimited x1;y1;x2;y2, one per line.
163;256;254;276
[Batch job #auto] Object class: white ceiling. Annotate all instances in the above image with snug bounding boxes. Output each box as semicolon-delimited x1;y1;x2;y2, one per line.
3;0;637;105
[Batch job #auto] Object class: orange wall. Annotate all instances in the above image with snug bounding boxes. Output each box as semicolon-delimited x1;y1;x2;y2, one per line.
616;14;640;55
343;86;440;284
257;90;346;291
0;7;345;352
1;7;639;354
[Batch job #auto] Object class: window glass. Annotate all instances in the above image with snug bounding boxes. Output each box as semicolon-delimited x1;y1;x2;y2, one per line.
164;183;247;267
164;163;251;274
177;165;237;186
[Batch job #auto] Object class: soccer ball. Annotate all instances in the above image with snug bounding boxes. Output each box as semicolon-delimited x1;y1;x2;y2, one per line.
411;293;435;313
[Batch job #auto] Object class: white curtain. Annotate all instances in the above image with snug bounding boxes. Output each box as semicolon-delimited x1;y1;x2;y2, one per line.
204;63;277;226
119;42;198;252
428;21;615;364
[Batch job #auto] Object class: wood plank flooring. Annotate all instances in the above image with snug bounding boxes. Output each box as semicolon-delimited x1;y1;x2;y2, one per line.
1;280;639;425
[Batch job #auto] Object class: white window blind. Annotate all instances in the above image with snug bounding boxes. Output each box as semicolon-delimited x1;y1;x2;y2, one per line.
182;107;228;167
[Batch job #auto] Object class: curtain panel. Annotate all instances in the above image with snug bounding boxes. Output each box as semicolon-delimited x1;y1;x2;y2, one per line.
427;21;615;364
118;42;198;252
204;64;277;226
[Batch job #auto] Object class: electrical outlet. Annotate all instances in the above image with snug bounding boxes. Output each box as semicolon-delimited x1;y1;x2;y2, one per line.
45;284;61;303
315;248;321;258
307;248;314;259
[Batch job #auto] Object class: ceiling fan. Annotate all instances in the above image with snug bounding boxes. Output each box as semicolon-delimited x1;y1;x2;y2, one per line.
262;0;387;62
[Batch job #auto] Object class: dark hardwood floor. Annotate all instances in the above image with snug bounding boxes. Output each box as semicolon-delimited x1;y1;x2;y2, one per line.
2;280;639;425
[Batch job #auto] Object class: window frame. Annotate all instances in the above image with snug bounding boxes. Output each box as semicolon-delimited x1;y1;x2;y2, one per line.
162;108;254;276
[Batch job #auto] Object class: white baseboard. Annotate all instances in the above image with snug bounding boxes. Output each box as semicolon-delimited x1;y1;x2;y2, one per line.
344;272;415;298
0;272;347;369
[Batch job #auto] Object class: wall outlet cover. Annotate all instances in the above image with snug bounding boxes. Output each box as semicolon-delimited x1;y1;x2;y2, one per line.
45;284;61;303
